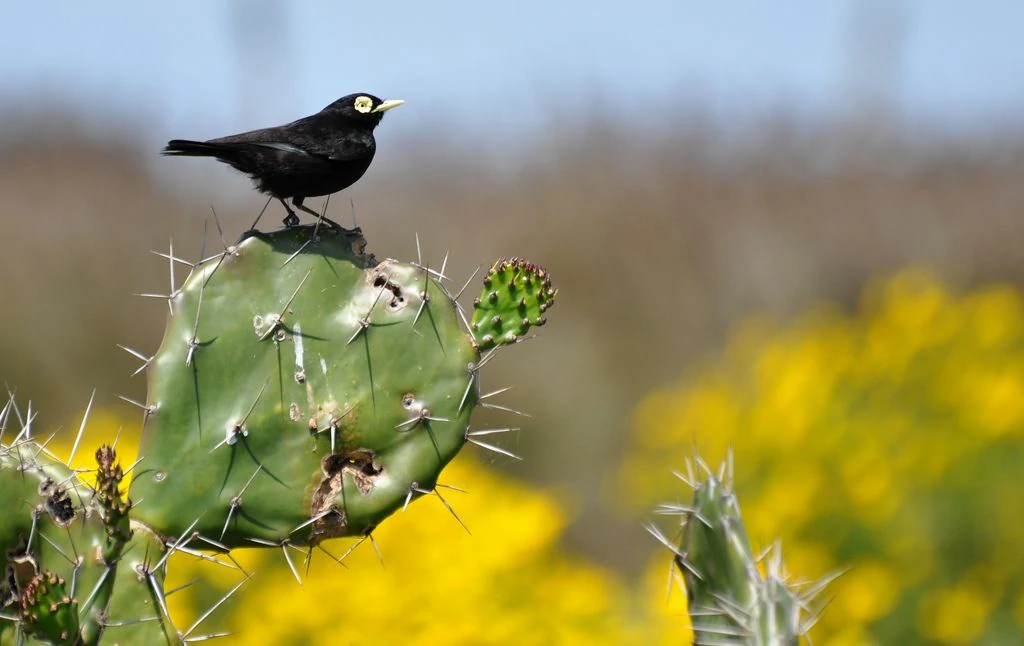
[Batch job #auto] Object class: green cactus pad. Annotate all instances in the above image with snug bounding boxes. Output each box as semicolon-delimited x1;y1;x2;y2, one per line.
470;258;556;350
130;226;480;546
648;457;830;645
18;572;79;645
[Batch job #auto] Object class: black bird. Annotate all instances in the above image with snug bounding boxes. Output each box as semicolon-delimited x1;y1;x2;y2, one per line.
163;93;403;227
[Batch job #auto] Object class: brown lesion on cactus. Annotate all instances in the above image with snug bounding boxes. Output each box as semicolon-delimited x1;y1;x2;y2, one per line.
369;264;407;312
309;449;383;540
38;479;76;528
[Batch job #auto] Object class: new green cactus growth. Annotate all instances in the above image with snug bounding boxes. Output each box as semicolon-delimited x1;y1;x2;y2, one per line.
17;573;78;645
647;456;834;645
470;257;555;350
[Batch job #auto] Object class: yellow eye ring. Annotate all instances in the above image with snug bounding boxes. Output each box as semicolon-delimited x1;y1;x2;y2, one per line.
353;96;374;113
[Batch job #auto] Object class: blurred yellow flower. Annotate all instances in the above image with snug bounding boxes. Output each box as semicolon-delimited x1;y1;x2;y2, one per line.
168;456;682;645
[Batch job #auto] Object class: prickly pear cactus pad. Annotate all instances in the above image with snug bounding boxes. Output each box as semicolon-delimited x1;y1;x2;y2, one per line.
130;226;481;547
647;457;834;645
470;258;556;350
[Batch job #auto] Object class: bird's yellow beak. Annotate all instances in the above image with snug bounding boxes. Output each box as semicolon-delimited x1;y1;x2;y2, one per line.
372;99;405;113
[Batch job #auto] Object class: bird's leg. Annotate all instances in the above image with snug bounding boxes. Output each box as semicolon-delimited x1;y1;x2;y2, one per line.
293;197;344;230
279;198;301;227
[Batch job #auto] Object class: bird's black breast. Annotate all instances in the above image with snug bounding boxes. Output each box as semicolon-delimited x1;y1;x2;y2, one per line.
251;147;376;199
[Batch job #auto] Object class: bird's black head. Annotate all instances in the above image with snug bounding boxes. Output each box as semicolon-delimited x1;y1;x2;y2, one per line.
322;93;404;127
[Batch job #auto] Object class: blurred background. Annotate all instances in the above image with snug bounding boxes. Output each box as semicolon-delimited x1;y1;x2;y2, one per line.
2;0;1024;643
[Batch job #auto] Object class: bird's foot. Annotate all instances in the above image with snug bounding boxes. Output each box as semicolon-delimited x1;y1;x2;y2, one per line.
282;213;300;227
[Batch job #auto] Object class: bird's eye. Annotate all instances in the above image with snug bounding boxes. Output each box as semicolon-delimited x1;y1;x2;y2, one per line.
353;96;374;113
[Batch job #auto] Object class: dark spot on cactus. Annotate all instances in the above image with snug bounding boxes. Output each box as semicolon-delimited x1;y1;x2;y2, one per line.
294;370;306;384
370;270;407;311
38;479;75;527
401;393;416;409
274;329;287;342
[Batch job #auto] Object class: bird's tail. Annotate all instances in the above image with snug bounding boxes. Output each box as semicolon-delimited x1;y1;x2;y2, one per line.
162;139;236;158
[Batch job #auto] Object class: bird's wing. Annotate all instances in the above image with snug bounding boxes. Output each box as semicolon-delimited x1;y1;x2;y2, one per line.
207;108;374;162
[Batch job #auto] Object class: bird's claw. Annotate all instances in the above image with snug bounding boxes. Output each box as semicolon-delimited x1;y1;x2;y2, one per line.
282;213;300;227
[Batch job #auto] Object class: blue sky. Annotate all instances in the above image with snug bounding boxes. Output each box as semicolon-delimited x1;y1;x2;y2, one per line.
1;0;1022;144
